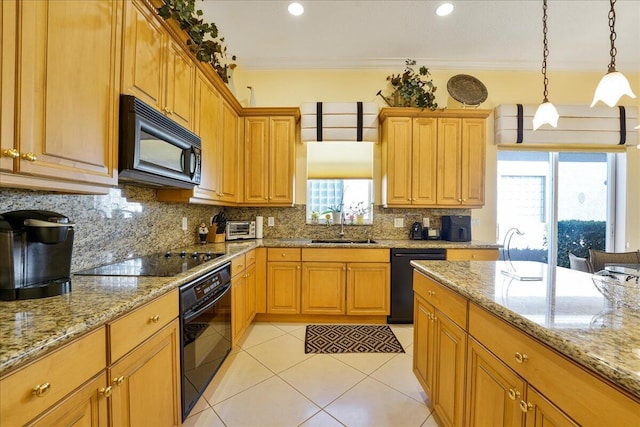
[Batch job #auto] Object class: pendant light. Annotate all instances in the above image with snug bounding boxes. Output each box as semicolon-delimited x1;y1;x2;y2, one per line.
591;0;636;107
532;0;559;131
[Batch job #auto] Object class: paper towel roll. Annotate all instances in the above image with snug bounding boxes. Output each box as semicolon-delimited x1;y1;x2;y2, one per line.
256;216;263;238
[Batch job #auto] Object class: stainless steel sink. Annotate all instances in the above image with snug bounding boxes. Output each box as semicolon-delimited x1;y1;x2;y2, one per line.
311;239;377;244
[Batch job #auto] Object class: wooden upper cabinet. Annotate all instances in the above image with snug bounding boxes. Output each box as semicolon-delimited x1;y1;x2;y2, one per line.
244;114;296;205
220;100;240;203
1;0;17;175
437;117;486;207
381;109;489;208
192;71;221;201
412;117;438;205
3;0;121;191
382;117;413;205
122;0;194;130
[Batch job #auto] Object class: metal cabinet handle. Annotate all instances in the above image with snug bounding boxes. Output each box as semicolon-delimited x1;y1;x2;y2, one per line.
100;386;112;398
2;148;20;159
515;352;528;363
508;388;521;400
21;152;37;162
150;315;160;323
32;383;51;397
519;400;533;413
113;376;125;386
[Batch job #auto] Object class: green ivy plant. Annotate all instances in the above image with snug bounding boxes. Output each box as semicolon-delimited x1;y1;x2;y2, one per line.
377;59;438;110
157;0;236;83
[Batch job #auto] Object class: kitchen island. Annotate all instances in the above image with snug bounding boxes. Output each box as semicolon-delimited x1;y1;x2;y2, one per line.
411;260;640;426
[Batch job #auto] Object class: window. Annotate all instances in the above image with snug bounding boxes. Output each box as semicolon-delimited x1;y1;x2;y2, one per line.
306;142;374;224
307;179;373;224
497;150;622;268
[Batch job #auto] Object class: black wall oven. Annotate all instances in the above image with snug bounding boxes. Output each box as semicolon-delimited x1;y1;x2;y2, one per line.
179;263;231;421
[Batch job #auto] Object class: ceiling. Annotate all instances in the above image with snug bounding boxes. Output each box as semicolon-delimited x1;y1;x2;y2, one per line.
198;0;640;73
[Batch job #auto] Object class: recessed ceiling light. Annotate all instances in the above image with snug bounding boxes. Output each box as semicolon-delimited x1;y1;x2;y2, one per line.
435;2;454;17
288;2;304;16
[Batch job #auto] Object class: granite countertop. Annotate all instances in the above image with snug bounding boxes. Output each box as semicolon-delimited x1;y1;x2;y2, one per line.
411;260;640;400
0;238;498;377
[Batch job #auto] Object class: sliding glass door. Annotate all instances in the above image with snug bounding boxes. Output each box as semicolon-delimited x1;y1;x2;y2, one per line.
497;151;615;268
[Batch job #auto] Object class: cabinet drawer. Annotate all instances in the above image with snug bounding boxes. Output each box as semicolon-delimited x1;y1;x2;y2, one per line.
0;327;106;427
302;248;389;262
413;270;467;328
469;303;640;426
109;289;178;362
232;254;246;277
446;248;499;261
267;247;301;261
245;249;256;266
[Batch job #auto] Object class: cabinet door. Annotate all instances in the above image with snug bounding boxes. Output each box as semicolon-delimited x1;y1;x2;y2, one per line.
232;273;247;344
383;117;413;205
346;262;390;315
413;294;435;397
269;116;296;204
192;71;221;201
244;117;269;203
165;40;195;130
109;320;181;427
436;118;463;206
220;100;239;203
412;117;438;205
301;262;346;314
466;338;525;427
16;0;120;186
122;0;165;110
245;263;257;325
433;311;466;427
1;0;17;174
27;373;109;427
523;387;579;427
460;118;486;207
267;262;301;314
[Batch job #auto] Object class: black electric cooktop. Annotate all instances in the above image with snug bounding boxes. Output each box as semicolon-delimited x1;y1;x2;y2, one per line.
74;251;223;277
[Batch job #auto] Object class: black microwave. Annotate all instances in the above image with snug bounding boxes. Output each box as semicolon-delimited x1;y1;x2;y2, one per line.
118;95;201;189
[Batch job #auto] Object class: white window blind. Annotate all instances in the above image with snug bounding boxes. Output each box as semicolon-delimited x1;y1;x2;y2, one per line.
306;141;374;179
301;102;379;142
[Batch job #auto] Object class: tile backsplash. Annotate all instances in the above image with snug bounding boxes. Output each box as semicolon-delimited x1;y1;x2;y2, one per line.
1;187;469;271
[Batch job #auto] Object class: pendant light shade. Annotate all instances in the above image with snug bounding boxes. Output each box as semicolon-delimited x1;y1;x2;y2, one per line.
532;0;558;131
591;0;637;108
591;71;636;107
533;102;559;130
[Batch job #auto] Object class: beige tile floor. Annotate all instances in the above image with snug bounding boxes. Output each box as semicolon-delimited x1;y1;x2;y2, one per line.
183;322;438;427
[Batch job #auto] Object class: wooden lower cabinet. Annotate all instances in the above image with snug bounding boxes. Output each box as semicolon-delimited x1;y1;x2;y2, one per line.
433;307;466;427
109;319;181;427
301;262;346;314
413;294;435;397
27;373;109;427
346;262;390;315
232;251;257;345
446;248;499;261
466;338;525;427
267;261;301;314
524;388;579;427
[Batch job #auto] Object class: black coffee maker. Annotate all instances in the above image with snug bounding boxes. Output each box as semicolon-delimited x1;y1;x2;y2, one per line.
0;210;75;300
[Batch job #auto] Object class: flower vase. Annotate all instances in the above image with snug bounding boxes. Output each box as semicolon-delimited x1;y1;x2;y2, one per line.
226;66;237;96
332;212;341;225
356;214;364;225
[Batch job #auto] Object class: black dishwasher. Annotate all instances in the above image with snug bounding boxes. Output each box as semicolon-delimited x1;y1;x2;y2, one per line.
388;248;446;323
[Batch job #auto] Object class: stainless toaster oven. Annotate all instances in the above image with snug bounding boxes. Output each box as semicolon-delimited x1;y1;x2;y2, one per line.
225;221;256;240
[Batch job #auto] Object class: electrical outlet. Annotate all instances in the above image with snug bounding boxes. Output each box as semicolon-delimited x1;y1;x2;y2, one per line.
267;217;275;226
423;217;430;228
181;217;188;231
394;218;404;228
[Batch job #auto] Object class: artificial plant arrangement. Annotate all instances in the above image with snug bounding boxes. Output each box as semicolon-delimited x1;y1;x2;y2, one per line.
377;59;439;110
158;0;236;83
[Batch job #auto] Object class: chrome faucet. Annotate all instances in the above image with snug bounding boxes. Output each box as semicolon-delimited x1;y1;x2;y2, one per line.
338;212;345;238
